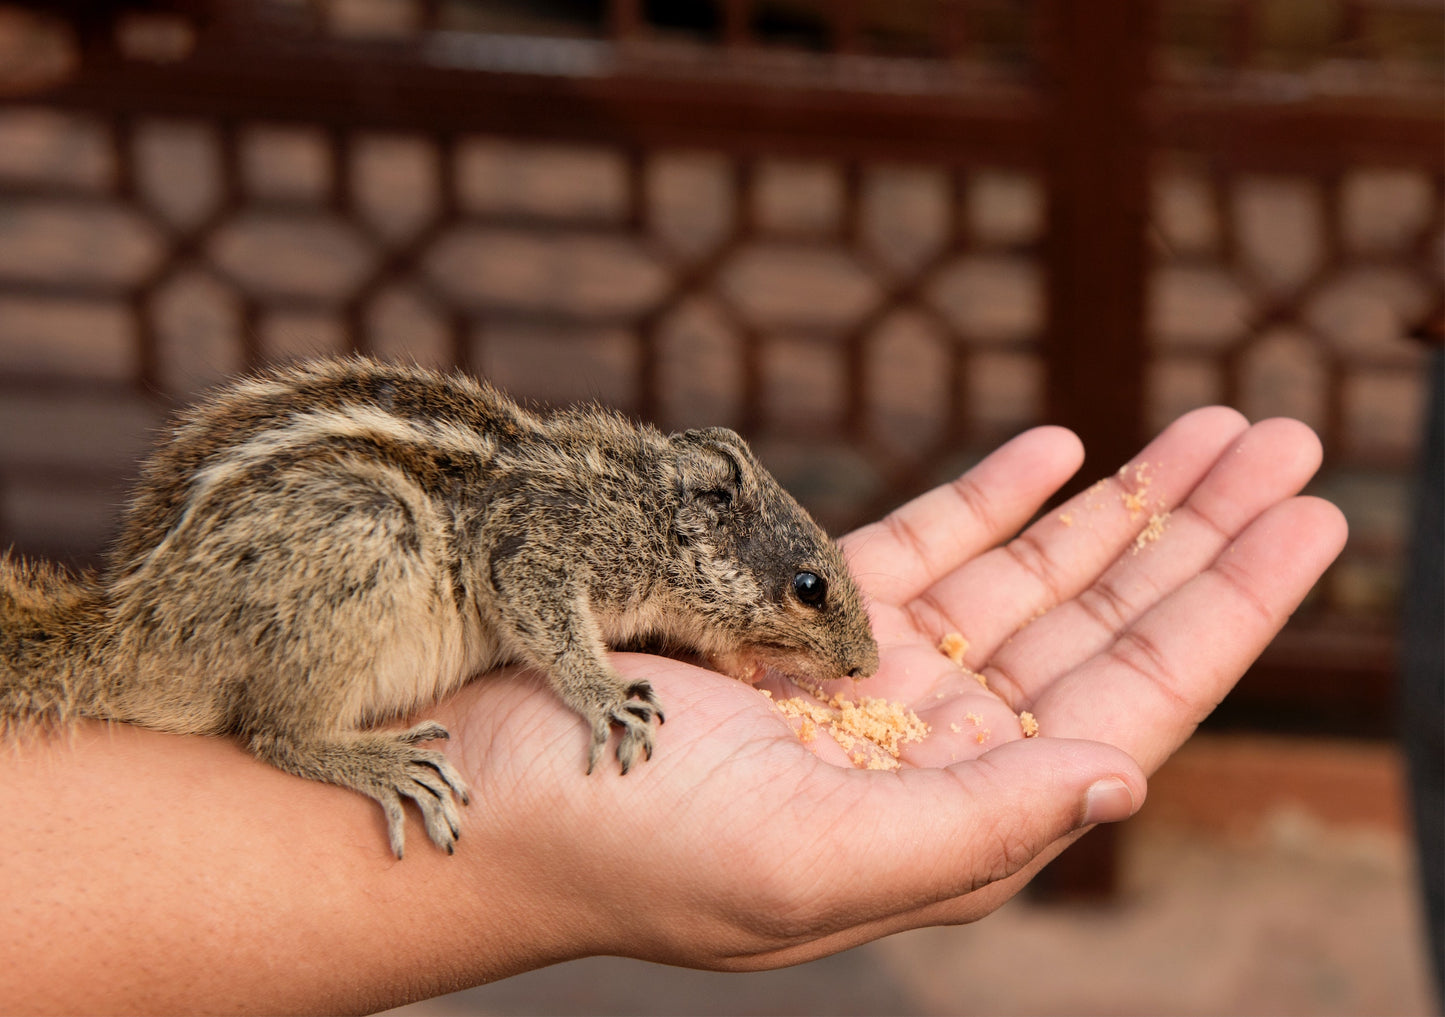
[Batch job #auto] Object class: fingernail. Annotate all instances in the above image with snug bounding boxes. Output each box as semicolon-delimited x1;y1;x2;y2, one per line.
1083;778;1137;826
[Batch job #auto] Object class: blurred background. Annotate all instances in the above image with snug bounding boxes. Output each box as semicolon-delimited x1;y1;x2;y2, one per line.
0;1;1439;1013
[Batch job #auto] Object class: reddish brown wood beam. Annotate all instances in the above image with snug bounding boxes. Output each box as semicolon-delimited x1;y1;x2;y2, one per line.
1153;88;1445;171
21;42;1046;166
1042;0;1153;477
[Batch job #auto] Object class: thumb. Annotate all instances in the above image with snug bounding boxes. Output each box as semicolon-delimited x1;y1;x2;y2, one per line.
830;737;1145;919
949;737;1145;889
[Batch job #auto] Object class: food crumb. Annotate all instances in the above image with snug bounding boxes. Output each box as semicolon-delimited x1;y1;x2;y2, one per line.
949;722;963;733
1121;461;1154;517
975;729;991;745
768;689;930;770
965;711;983;726
973;671;989;690
1019;711;1040;738
939;632;969;667
1133;511;1171;552
1059;512;1074;527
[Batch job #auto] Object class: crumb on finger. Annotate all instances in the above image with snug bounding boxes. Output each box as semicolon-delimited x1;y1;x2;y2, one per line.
1133;511;1171;552
939;631;969;667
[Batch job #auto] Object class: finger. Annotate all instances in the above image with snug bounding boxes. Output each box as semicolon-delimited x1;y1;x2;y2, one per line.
900;406;1251;669
841;427;1084;607
983;417;1324;703
1035;495;1347;774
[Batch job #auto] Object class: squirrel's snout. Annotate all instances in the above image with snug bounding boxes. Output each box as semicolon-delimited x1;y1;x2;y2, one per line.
845;642;880;681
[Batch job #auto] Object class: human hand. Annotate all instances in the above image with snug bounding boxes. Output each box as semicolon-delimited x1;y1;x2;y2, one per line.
435;406;1346;973
0;407;1346;1014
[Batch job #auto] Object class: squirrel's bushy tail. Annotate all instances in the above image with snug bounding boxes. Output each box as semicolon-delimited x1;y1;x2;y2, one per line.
0;552;110;731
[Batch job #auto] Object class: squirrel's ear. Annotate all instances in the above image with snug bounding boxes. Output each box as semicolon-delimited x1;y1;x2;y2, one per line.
673;428;759;526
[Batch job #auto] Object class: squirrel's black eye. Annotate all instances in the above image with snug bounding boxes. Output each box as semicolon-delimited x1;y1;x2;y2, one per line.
793;571;826;608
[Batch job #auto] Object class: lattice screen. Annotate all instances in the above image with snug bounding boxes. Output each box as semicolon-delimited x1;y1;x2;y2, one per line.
0;106;1049;556
1149;159;1440;619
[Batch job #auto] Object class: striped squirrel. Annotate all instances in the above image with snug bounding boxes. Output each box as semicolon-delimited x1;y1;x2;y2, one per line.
0;357;879;857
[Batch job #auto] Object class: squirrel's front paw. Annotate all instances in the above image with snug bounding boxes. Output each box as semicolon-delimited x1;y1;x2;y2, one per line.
584;680;665;776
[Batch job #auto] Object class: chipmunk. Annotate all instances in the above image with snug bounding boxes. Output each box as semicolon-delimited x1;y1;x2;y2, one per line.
0;357;879;857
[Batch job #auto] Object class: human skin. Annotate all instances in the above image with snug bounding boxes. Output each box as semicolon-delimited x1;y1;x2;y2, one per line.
0;407;1346;1014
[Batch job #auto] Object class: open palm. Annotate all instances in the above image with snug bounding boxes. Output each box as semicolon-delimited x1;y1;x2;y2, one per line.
434;406;1345;972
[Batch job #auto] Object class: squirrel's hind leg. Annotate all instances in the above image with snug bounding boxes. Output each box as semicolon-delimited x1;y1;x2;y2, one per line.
247;722;471;858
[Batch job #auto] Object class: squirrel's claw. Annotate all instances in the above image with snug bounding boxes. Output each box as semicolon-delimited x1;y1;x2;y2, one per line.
583;680;663;776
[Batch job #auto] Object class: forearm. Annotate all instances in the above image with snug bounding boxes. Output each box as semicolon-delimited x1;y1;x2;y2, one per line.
0;708;571;1015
